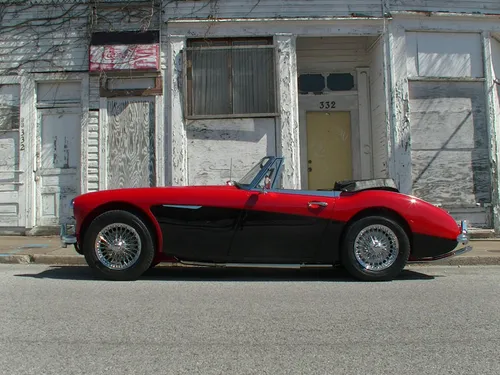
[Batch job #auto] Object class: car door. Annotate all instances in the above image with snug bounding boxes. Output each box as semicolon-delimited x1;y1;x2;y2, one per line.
229;190;336;263
149;186;249;262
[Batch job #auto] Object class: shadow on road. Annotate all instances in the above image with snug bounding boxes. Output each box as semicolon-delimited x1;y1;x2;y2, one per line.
14;265;437;282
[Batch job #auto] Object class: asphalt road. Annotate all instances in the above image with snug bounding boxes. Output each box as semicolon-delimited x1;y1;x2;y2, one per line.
1;264;499;375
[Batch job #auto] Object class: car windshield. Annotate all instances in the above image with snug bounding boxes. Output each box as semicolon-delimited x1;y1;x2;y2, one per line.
237;157;271;186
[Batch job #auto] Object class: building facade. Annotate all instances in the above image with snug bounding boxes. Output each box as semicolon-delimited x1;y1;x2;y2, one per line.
0;0;499;234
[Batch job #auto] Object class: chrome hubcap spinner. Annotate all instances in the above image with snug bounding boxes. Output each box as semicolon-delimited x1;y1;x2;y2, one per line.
94;223;142;270
354;224;399;271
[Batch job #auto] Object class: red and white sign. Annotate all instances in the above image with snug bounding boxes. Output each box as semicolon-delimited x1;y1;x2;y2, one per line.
89;44;159;72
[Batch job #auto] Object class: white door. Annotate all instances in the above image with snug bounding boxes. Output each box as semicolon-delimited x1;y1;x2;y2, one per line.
35;108;81;227
0;83;24;228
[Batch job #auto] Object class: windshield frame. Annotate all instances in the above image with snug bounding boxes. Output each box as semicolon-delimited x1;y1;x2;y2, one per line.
235;157;280;190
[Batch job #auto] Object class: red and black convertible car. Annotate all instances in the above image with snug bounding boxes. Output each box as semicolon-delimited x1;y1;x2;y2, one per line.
61;156;471;281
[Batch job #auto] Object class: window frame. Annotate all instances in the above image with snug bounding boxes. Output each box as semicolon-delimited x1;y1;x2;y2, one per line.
183;37;279;120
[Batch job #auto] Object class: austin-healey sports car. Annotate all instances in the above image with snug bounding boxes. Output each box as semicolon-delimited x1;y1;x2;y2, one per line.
61;156;471;281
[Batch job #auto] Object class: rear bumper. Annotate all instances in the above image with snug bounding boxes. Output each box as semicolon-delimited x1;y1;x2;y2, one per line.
408;220;472;263
407;244;472;263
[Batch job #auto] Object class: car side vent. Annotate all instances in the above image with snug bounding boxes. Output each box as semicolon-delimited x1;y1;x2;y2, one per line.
334;179;399;193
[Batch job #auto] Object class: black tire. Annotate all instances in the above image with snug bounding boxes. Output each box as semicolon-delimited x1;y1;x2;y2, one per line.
82;210;155;281
340;215;410;281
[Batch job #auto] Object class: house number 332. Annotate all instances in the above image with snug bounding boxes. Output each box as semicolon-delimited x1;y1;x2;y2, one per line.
319;101;336;109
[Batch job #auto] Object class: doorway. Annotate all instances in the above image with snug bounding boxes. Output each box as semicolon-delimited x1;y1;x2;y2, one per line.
35;107;81;226
306;111;352;190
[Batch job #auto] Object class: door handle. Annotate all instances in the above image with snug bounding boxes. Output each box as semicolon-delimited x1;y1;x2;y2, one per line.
308;201;328;208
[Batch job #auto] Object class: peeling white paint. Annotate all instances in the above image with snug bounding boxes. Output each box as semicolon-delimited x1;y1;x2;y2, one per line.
388;1;500;15
164;0;384;20
369;35;389;178
275;33;301;189
186;119;276;185
165;19;385;39
356;68;373;179
166;36;188;186
484;33;500;231
387;23;412;194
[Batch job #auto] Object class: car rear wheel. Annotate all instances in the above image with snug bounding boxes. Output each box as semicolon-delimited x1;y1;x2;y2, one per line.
82;210;155;281
340;215;410;281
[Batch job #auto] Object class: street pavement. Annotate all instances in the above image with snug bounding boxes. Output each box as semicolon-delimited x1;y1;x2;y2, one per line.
1;235;500;266
1;264;499;374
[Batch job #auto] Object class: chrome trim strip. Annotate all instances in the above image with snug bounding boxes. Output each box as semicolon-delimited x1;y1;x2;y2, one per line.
162;205;202;210
179;261;334;269
249;188;342;198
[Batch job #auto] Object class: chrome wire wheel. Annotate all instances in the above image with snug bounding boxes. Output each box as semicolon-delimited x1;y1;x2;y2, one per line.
94;223;142;270
353;224;399;271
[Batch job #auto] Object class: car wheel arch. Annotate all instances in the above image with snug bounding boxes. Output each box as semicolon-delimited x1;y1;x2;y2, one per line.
79;202;161;254
339;207;413;253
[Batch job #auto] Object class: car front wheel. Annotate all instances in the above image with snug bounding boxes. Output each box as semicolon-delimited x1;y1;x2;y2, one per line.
340;215;410;281
82;210;155;281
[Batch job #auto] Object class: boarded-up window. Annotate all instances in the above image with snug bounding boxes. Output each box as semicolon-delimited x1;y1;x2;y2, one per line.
185;38;277;117
0;84;20;131
410;81;491;206
406;32;483;78
37;82;81;106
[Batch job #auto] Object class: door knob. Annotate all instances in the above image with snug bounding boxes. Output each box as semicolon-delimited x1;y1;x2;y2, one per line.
308;167;312;172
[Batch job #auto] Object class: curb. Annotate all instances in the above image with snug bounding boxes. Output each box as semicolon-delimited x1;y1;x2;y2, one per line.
1;254;500;267
0;254;86;265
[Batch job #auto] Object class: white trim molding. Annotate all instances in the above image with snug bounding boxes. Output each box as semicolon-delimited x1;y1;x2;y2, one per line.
482;32;500;232
275;33;301;189
166;35;188;186
386;22;412;194
356;67;373;179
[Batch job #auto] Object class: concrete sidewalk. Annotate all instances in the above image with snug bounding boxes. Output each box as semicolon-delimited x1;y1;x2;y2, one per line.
1;235;500;266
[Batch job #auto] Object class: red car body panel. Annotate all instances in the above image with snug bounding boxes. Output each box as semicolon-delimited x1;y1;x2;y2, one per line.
73;184;461;261
333;190;461;240
63;156;471;280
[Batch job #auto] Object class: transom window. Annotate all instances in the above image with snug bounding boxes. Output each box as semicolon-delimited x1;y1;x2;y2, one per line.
184;37;277;118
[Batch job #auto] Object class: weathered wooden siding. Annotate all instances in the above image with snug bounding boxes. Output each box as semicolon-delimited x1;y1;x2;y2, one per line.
164;0;384;20
406;32;484;78
87;110;99;192
388;0;500;15
368;36;388;178
409;81;491;208
92;1;160;32
0;2;89;74
186;119;276;185
297;36;375;77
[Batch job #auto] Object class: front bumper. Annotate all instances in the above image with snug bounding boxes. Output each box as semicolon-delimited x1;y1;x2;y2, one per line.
60;223;77;248
408;220;472;263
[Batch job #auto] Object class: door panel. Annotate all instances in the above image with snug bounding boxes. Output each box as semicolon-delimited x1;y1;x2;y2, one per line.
230;191;336;263
150;205;242;262
36;109;81;226
149;187;252;262
307;111;352;190
107;97;155;189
